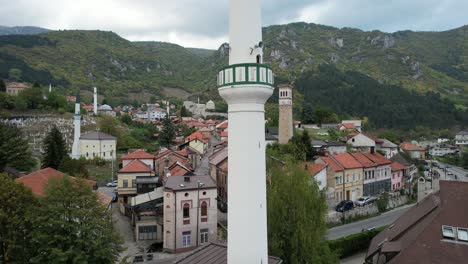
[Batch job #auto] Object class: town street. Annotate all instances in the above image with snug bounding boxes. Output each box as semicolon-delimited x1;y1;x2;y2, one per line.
327;204;414;240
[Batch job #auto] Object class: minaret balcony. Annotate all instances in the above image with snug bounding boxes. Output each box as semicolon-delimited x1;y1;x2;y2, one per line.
217;63;274;88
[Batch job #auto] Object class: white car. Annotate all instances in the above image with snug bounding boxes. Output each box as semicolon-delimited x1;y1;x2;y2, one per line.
106;180;118;187
356;196;376;206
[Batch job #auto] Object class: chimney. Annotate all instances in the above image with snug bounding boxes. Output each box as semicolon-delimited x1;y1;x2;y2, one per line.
184;176;190;182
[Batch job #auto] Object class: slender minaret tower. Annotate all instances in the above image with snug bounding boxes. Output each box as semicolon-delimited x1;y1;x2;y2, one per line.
93;87;98;115
49;83;52;93
217;0;274;263
71;92;81;159
278;84;293;144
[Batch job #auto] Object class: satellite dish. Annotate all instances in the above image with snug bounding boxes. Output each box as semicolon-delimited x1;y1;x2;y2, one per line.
258;41;263;48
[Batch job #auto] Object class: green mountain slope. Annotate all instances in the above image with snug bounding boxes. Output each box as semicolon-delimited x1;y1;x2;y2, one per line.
0;23;466;108
0;26;49;35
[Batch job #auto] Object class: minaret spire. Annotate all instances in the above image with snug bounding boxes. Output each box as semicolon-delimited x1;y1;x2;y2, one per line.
218;0;274;263
71;91;81;159
93;87;98;115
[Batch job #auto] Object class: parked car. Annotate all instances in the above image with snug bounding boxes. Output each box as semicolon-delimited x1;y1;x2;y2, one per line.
356;196;376;206
335;200;354;212
111;193;118;203
106;180;118;187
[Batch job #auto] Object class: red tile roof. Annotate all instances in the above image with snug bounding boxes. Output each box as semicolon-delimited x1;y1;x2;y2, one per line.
121;149;156;160
118;159;154;173
362;152;392;165
304;162;327;176
217;121;228;130
400;142;425;151
350;152;376;168
391;161;408;172
169;162;192;176
220;131;228;137
320;157;344;172
16;168;96;196
176;149;189;157
331;153;363;169
340;123;355;129
186;131;209;144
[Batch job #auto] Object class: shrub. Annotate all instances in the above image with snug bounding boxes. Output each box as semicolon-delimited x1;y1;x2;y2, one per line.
328;226;386;258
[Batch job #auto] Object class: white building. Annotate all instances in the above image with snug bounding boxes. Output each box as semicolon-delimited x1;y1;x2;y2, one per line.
304;163;327;191
377;139;398;158
163;175;218;253
347;133;381;152
342;120;362;132
206;100;215;110
455;130;468;146
429;144;458;157
80;132;117;160
148;108;167;121
71;92;81;159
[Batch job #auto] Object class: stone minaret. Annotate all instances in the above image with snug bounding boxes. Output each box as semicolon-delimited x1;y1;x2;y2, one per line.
93;87;98;115
217;0;274;262
71;92;81;159
278;84;293;144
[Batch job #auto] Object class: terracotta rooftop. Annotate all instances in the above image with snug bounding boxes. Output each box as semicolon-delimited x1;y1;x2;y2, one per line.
168;161;193;176
391;161;407;172
331;153;363;169
209;147;228;166
121;149;156;160
186;131;209;143
220;131;228;137
350;152;376;168
320;157;344;172
340;123;355;129
118;159;154;173
400;142;425;151
217;121;228;130
362;152;392;166
304;162;327;176
16;168;96;196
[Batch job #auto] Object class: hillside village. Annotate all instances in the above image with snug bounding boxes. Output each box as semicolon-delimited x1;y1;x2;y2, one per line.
2;76;467;262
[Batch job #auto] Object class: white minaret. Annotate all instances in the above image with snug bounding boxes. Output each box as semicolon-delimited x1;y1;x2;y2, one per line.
71;92;81;159
217;0;274;263
93;87;98;115
49;83;52;93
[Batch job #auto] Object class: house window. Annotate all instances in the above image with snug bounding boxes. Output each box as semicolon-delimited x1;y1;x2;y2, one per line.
200;229;209;244
183;203;190;218
182;231;191;247
123;180;128;188
132;179;136;187
201;201;208;222
138;225;157;240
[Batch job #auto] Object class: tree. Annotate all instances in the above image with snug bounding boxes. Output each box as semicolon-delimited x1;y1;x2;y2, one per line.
29;177;122;263
45;91;67;110
19;84;44;109
301;102;314;123
314;106;339;125
8;68;22;82
376;193;389;213
267;157;338;263
119;114;133;125
180;105;189;117
42;126;68;169
0;123;35;172
0;79;6;92
159;116;175;147
0;173;37;263
59;156;89;178
300;130;316;160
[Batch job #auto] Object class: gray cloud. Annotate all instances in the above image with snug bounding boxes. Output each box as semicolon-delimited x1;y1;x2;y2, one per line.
0;0;466;48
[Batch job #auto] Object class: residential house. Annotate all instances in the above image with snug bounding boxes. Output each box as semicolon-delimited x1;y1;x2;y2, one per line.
209;147;228;205
121;149;156;169
391;162;407;192
429;144;459;157
185;132;209;154
366;181;468;264
341;120;362;132
80;131;117;160
376;139;398;158
400;142;426;160
361;152;392;196
163;175;218;253
455;130;468;146
117;159;155;215
6;82;29;96
148;108;167;121
338;123;356;132
219;131;228;141
350;152;379;197
154;149;191;179
130;188;164;242
347;132;383;152
198;127;214;140
167;161;194;177
321;123;339;130
391;153;417;182
327;141;347;155
303;162;327;191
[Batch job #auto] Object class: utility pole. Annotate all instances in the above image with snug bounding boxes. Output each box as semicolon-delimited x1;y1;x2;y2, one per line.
196;181;204;247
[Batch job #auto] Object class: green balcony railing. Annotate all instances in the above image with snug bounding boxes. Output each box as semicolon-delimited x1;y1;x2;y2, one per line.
217;63;275;88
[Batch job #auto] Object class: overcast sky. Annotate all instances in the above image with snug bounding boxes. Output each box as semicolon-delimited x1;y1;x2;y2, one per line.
0;0;466;49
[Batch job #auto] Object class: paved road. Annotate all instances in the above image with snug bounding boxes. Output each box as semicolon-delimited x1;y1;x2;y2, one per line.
326;204;414;240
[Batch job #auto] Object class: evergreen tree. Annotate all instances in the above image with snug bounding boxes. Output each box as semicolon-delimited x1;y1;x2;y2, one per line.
159;116;175;147
180;105;189;117
0;79;6;92
42;126;67;169
0;123;35;172
267;156;338;264
300;130;316;160
0;173;37;263
30;177;122;263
